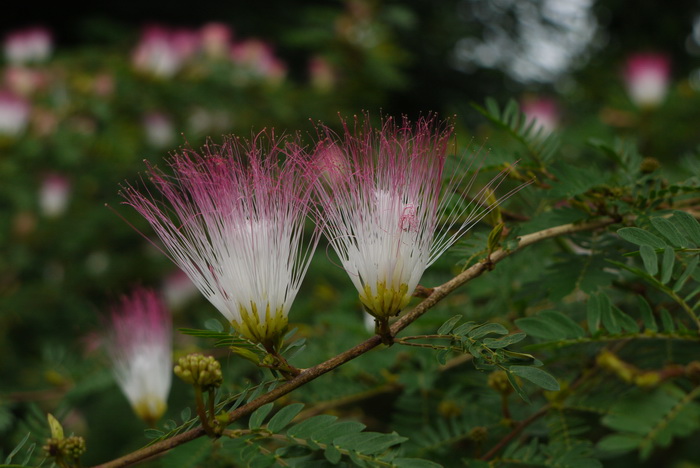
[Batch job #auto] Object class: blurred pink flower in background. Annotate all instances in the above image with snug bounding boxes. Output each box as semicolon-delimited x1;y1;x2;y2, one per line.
0;90;30;136
309;56;336;92
143;112;176;148
4;66;46;96
92;72;115;97
39;173;71;217
132;25;198;78
3;27;52;64
161;268;199;310
104;288;172;426
623;52;671;108
521;96;560;136
230;39;286;84
200;22;233;59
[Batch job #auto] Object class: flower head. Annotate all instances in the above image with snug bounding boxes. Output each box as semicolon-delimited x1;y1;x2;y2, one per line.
623;52;671;109
132;25;198;78
39;173;71;217
521;96;559;137
121;133;320;351
0;90;30;137
4;27;52;64
313;115;524;324
104;288;172;426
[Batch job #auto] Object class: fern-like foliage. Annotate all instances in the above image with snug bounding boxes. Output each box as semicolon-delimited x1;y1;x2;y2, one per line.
163;402;442;467
471;98;560;166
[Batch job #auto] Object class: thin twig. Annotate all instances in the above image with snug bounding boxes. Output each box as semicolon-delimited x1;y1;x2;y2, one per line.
91;217;617;468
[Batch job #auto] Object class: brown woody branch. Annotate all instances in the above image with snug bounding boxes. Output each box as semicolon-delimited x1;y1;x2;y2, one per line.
91;217;616;468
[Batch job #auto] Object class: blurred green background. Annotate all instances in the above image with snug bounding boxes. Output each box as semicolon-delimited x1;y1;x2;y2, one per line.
2;0;700;465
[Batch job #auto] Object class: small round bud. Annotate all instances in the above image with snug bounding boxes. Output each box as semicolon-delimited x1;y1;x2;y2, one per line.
174;353;223;390
61;436;87;459
686;361;700;383
487;371;513;395
43;438;61;457
437;399;462;418
640;157;660;174
467;426;488;443
43;436;86;463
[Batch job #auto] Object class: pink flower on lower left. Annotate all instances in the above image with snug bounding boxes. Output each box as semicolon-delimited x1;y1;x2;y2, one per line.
104;288;172;426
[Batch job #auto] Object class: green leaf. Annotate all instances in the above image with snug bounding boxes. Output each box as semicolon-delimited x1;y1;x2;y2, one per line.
637;296;658;332
144;428;165;439
617;227;667;249
673;255;699;292
359;433;408;454
324;444;342;464
640;244;658;276
505;370;531;404
437;315;462;335
315;421;366;443
287;415;338;439
4;432;30;464
266;403;305;433
487;222;505;253
392;458;444;468
671;211;700;246
597;434;644;453
587;294;601;334
661;246;675;284
249;403;274;429
510;366;560;391
651;217;687;248
598;293;620;334
334;432;384;452
483;332;527;349
613;306;639;333
47;413;63;440
468;323;508;339
452;322;478;336
436;347;450;365
515;310;584;341
660;309;675;332
204;318;224;332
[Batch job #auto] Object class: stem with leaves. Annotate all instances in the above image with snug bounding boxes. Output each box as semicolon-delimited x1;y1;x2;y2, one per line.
91;217;617;468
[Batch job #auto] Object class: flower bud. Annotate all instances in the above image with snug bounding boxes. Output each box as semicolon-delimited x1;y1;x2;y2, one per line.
174;353;223;390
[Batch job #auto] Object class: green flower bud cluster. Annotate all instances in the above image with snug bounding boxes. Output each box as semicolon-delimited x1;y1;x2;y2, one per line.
43;436;86;462
487;370;513;395
174;353;223;390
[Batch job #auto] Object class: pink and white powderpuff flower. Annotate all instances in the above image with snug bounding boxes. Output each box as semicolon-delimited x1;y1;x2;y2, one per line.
623;52;671;108
104;288;172;426
132;25;198;78
39;173;71;217
0;90;30;137
313;115;526;327
521;97;559;137
3;27;52;64
121;133;320;351
143;112;176;148
308;55;336;92
200;22;233;59
230;39;286;84
4;66;47;96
